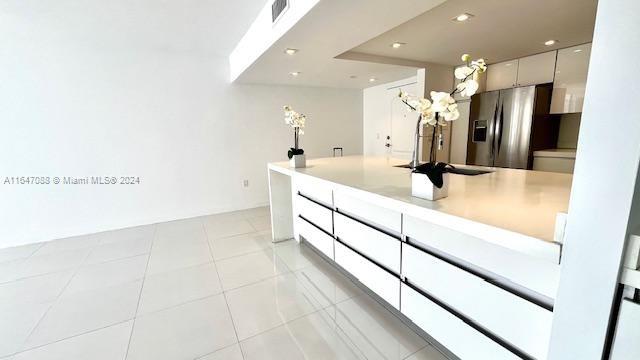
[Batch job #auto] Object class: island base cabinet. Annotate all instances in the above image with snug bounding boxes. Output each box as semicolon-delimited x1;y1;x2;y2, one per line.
297;217;334;260
334;241;400;309
295;195;333;233
402;243;552;359
401;284;520;360
334;213;400;273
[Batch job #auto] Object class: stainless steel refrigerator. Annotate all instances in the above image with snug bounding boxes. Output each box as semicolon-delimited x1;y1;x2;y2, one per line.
466;84;557;169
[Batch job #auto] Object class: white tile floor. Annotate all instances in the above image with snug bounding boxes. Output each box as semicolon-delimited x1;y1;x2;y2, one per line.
0;207;448;360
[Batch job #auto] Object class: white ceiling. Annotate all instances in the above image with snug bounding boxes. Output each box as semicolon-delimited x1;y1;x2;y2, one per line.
0;0;266;56
232;0;448;88
350;0;598;66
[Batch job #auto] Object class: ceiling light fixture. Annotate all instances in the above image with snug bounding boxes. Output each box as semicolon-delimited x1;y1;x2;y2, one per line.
573;49;583;53
369;77;377;82
391;42;406;49
284;48;298;55
544;39;557;46
289;71;301;77
453;13;473;22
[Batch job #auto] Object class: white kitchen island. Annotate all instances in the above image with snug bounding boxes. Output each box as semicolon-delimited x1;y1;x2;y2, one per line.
267;156;573;360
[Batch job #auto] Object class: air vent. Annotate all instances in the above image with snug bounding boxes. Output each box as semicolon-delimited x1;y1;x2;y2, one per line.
272;0;289;23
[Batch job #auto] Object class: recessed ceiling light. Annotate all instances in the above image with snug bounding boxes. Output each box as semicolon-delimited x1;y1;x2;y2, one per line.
369;77;377;82
349;75;358;79
391;42;406;49
544;40;557;46
284;48;298;55
453;13;473;22
289;71;301;77
573;49;583;53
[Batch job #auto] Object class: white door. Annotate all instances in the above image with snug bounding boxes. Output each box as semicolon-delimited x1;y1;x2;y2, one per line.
389;83;417;160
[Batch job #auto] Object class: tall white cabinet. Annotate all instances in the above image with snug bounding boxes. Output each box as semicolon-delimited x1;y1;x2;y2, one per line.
550;43;592;114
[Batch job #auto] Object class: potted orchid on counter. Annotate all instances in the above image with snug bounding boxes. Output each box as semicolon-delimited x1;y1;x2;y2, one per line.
399;54;486;200
283;105;307;168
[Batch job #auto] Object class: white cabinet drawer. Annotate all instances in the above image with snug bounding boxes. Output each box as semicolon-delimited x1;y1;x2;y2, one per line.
334;241;400;309
401;284;520;360
402;243;552;359
297;217;334;260
611;299;640;359
295;175;333;206
403;215;560;300
334;213;400;273
296;195;333;233
334;191;401;233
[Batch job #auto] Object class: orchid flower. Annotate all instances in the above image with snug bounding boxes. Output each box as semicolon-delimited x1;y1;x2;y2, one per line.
283;105;306;129
397;54;482;126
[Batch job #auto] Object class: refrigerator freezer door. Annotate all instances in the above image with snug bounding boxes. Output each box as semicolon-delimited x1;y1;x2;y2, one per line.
466;91;499;166
494;86;536;169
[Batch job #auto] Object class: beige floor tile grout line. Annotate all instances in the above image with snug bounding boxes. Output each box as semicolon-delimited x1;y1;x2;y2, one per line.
123;224;158;360
202;220;245;360
16;244;96;357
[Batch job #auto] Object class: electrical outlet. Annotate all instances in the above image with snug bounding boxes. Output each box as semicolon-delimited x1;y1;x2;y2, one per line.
243;180;249;187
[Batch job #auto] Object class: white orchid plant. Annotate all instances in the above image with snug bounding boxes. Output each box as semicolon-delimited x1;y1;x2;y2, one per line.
283;105;306;158
399;54;486;128
398;54;486;188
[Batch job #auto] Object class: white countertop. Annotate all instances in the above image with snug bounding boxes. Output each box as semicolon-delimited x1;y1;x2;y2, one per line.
533;148;577;159
270;156;572;249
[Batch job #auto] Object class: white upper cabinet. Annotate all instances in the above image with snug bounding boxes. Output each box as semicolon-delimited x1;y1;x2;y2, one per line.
551;43;592;114
516;51;557;86
486;59;519;91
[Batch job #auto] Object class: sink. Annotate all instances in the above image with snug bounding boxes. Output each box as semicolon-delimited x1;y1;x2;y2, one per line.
393;164;413;169
448;168;494;176
393;163;494;176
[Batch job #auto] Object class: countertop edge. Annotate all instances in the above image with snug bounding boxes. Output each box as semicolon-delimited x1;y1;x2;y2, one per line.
270;161;562;264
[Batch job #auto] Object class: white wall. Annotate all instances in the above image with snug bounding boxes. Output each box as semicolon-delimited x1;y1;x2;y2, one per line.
0;2;362;248
548;0;640;358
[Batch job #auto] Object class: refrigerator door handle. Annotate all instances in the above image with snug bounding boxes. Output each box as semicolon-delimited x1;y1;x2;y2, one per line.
490;101;498;162
496;103;505;157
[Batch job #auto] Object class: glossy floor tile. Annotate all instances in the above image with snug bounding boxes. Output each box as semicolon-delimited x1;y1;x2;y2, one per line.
209;230;272;260
215;249;289;290
0;301;52;357
246;215;271;232
0;243;42;264
12;321;133;360
225;273;320;340
0;206;448;360
24;280;142;349
198;343;244;360
240;311;362;360
62;255;148;295
127;295;237;360
325;295;430;360
138;262;222;315
204;218;256;240
85;236;152;265
0;270;73;306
